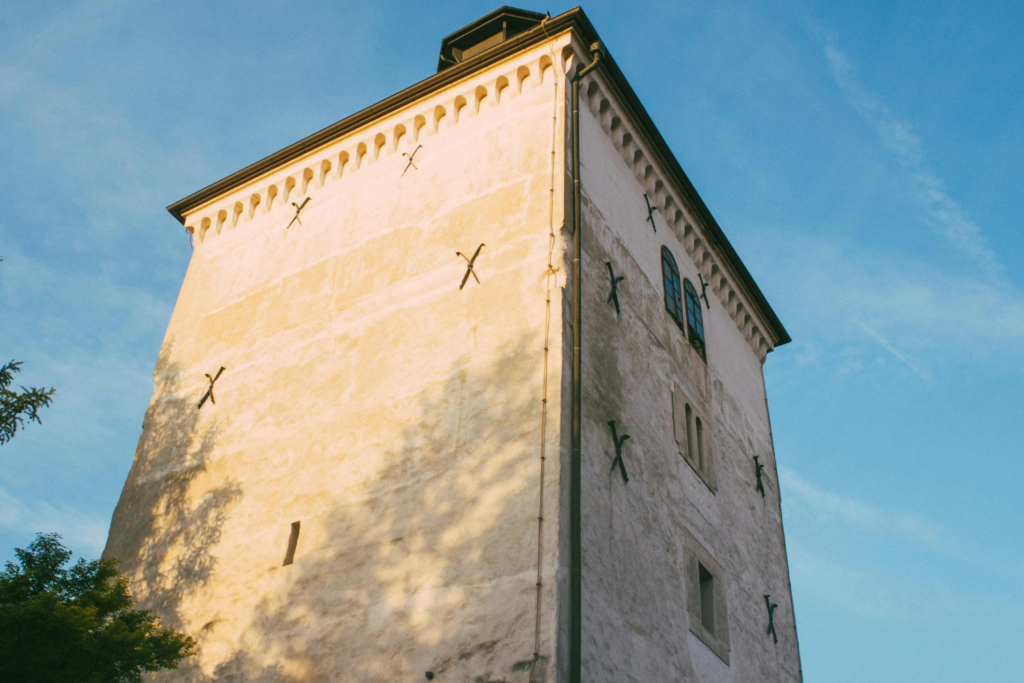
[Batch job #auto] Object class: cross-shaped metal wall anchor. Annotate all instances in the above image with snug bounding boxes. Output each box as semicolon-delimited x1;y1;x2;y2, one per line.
197;367;225;410
456;243;485;290
402;145;422;176
764;595;779;644
605;262;625;315
287;197;311;229
754;455;766;498
608;420;631;484
698;273;711;310
644;193;657;232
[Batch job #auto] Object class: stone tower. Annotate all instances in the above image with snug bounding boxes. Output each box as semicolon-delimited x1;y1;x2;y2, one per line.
104;7;801;682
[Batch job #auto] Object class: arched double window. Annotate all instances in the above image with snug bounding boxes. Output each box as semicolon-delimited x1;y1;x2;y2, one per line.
684;280;706;360
672;388;714;485
683;403;706;472
662;248;684;328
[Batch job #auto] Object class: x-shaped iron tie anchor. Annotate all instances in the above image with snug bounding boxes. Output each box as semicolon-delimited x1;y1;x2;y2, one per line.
287;197;311;229
698;273;711;310
197;367;225;410
754;455;766;498
608;420;631;484
402;145;422;176
764;595;779;644
456;243;485;290
606;262;625;315
644;193;657;232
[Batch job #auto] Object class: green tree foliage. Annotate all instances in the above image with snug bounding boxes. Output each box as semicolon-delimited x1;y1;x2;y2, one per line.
0;360;55;445
0;533;196;683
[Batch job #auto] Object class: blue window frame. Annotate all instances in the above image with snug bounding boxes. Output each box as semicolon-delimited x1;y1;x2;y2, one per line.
662;247;684;328
684;279;706;360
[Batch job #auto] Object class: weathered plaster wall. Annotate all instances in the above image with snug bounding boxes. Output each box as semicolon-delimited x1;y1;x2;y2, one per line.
104;25;799;681
571;65;801;682
104;38;574;683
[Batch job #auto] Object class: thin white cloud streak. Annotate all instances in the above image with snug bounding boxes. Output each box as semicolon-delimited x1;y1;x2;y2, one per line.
780;470;1018;624
852;317;931;381
785;541;985;624
823;44;1002;278
748;232;1024;380
3;0;128;67
741;28;1024;381
0;487;108;556
780;466;945;549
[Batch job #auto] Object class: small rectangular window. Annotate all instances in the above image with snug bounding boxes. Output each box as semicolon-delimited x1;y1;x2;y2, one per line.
684;528;729;664
283;521;301;566
699;562;716;635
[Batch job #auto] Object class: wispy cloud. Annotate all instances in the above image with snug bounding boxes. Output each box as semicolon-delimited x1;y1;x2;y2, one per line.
852;317;931;380
747;232;1024;380
780;466;944;548
0;486;108;556
778;468;1010;624
823;44;1002;278
785;541;984;623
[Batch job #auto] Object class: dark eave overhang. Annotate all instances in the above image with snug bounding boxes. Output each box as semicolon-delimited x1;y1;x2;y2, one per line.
437;6;547;71
166;6;790;346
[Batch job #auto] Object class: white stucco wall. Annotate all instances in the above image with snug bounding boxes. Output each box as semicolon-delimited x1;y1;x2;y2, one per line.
571;63;801;683
105;38;574;683
103;27;800;683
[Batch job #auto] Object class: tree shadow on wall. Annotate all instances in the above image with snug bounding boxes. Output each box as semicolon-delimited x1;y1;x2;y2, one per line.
103;346;242;658
185;333;554;683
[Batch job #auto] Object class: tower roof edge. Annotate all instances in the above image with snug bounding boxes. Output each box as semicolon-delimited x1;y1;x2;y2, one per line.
166;6;790;346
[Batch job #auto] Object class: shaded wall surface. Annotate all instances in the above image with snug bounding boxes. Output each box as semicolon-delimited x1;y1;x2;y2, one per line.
104;41;571;683
572;65;801;683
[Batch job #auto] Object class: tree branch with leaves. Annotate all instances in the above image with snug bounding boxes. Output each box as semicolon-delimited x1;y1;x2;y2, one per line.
0;360;55;445
0;533;196;682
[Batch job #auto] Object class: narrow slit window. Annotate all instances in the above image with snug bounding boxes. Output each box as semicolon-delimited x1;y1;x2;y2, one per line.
684;279;706;360
685;403;695;464
283;521;301;566
699;562;716;635
695;417;705;472
662;247;684;329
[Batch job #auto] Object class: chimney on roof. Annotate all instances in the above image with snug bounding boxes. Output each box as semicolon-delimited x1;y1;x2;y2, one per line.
437;6;548;72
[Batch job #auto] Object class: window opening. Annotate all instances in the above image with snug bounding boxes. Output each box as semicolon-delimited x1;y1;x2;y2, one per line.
662;248;683;328
685;403;695;464
684;280;706;359
699;562;716;635
696;416;705;472
283;521;301;566
754;455;766;497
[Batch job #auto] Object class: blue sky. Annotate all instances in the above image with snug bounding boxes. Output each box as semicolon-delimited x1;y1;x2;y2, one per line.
1;1;1021;680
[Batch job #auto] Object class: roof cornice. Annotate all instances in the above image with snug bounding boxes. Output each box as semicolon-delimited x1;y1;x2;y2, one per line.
166;6;789;347
166;8;591;224
576;34;791;347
